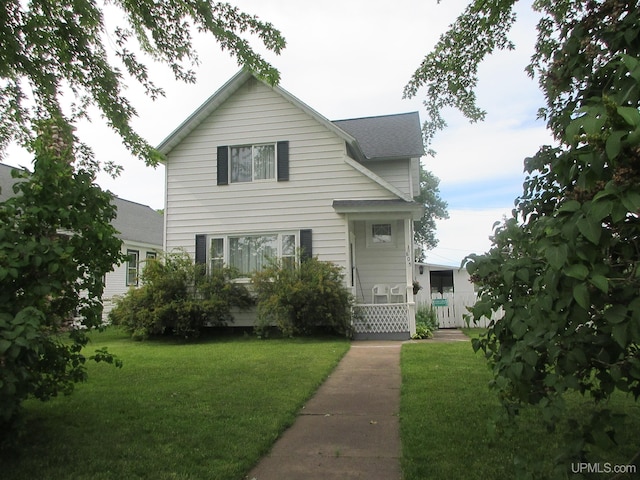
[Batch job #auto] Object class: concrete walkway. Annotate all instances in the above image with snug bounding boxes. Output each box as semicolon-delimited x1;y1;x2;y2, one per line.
246;329;469;480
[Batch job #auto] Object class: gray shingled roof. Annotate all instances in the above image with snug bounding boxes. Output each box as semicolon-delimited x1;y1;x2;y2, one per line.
333;112;425;160
111;197;163;246
0;163;163;246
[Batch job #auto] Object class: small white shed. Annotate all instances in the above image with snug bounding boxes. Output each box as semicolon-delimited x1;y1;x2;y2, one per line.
413;262;488;328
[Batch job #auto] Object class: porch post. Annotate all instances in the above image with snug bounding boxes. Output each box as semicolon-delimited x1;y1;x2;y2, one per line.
405;218;416;337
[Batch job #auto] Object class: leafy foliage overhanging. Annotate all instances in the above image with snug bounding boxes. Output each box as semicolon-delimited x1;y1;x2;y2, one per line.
0;0;285;169
405;0;640;474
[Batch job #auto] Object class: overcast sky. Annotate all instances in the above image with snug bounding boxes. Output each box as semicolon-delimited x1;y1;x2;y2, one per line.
4;0;554;267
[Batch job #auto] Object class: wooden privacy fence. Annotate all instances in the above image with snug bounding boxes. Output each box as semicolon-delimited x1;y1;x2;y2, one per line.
419;293;503;328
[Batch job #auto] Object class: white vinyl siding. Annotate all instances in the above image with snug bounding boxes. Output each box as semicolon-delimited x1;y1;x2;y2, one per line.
165;79;399;271
363;159;413;197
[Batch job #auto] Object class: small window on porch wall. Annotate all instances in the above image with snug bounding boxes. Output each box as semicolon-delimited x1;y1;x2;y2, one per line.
366;221;395;248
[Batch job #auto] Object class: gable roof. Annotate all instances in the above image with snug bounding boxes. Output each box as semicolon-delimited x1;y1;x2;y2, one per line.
157;69;364;160
0;163;163;246
333;112;424;160
156;70;424;163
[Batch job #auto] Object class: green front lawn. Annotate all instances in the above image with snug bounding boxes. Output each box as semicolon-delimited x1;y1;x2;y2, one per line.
400;333;640;479
2;328;350;480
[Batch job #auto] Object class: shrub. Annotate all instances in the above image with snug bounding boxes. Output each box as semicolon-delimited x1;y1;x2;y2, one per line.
251;256;354;337
412;304;438;339
109;252;252;340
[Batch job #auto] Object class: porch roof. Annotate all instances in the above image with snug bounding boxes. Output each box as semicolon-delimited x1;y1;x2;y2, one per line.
332;199;424;219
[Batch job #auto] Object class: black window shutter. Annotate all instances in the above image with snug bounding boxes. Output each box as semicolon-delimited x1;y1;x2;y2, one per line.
195;234;207;265
277;141;289;181
217;146;229;185
300;229;312;262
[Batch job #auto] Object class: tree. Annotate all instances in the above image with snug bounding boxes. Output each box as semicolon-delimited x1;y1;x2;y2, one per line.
0;121;124;438
405;0;640;475
414;164;449;261
1;0;285;168
0;1;283;439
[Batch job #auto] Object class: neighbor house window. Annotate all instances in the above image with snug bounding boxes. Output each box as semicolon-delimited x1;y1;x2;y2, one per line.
230;144;275;183
126;249;139;286
146;251;157;260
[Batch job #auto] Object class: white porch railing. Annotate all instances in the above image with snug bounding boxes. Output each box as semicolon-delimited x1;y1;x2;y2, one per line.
352;303;410;334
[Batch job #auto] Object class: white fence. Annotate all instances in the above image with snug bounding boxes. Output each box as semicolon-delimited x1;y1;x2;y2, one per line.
419;293;502;328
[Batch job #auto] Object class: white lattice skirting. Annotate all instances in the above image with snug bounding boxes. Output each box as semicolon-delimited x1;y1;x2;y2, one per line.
352;303;409;334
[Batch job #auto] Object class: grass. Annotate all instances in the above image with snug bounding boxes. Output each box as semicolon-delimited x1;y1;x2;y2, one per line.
1;327;350;480
400;331;640;479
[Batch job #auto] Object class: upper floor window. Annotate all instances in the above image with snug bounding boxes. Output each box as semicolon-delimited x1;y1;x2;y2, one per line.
217;141;289;185
231;144;275;182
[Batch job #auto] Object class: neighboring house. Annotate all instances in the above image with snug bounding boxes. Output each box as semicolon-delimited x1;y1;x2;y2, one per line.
0;162;163;318
102;196;164;317
158;70;425;339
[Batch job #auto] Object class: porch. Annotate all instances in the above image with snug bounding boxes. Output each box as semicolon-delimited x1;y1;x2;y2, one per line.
333;199;423;340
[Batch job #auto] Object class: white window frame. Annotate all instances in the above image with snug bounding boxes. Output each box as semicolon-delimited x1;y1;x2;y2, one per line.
230;143;276;183
126;249;139;286
208;231;299;277
366;221;396;248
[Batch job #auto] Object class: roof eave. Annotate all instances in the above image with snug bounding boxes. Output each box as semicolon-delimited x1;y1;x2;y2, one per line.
156;69;252;158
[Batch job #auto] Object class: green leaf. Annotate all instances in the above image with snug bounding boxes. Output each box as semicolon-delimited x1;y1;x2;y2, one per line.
557;200;581;214
576;215;601;244
621;190;640;213
546;244;568;270
564;264;589;280
605;305;627;324
573;283;590;310
617;106;640;128
589;274;608;294
587;198;613;221
0;339;12;355
612;323;628;348
605;130;625;160
581;111;607;135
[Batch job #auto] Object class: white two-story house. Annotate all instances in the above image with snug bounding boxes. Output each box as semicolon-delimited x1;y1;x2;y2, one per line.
158;70;425;339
